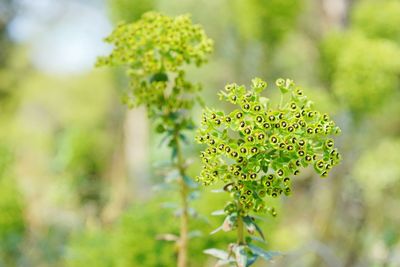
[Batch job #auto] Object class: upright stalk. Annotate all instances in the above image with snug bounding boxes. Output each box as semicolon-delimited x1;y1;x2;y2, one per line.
237;202;245;245
174;131;189;267
97;12;213;267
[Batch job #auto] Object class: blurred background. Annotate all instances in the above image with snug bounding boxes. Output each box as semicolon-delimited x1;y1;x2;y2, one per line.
1;0;399;266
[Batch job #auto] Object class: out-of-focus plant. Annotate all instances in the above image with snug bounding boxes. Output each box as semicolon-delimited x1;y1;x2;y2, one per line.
354;138;400;204
66;229;113;267
231;0;302;48
320;0;400;117
53;128;110;209
352;138;400;263
97;12;213;267
316;3;400;264
0;146;25;266
66;197;231;267
352;0;400;44
66;204;177;267
108;0;156;23
331;34;400;116
196;78;341;266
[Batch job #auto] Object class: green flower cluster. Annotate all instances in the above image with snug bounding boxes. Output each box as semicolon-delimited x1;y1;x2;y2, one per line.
352;0;400;44
96;12;213;120
331;34;400;115
196;78;341;215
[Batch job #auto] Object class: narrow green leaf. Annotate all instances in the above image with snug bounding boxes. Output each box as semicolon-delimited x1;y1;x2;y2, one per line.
211;189;225;193
222;214;237;232
152;183;174;192
243;216;265;240
156;233;178;242
216;259;235;266
159;134;171;147
246;254;258;267
188;230;202;239
188;190;200;200
249;236;266;244
244;218;256;235
233;245;248;267
171;147;177;160
248;244;280;261
183;175;198;188
204;248;229;260
179;133;189;144
210;226;222;235
211;210;226;216
164;170;180;183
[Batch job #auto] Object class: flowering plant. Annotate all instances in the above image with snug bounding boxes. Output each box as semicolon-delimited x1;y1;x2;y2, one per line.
196;78;341;266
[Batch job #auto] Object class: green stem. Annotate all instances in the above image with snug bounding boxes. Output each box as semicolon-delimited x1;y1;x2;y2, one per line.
237;202;245;245
279;93;284;109
174;131;189;267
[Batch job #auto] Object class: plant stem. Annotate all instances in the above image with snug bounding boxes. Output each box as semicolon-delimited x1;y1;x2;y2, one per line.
174;132;189;267
279;93;284;109
237;202;245;245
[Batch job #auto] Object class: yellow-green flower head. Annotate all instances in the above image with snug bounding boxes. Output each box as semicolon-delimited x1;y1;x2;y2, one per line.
196;78;341;214
97;12;213;72
96;12;213;118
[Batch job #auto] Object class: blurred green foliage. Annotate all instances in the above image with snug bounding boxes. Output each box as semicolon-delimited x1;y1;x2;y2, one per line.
108;0;156;23
354;138;400;203
66;197;234;267
54;128;111;205
320;0;400;116
352;0;400;44
331;33;400;115
231;0;302;47
0;147;25;266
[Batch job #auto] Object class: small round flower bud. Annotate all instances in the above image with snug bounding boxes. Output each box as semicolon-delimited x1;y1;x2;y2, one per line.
325;139;334;148
270;135;278;144
268;115;276;122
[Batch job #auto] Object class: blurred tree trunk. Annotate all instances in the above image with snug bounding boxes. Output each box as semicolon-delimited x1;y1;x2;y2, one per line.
102;107;151;224
124;107;151;200
319;0;352;31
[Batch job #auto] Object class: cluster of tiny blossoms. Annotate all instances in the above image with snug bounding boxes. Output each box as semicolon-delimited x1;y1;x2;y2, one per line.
196;78;341;215
96;12;213;119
